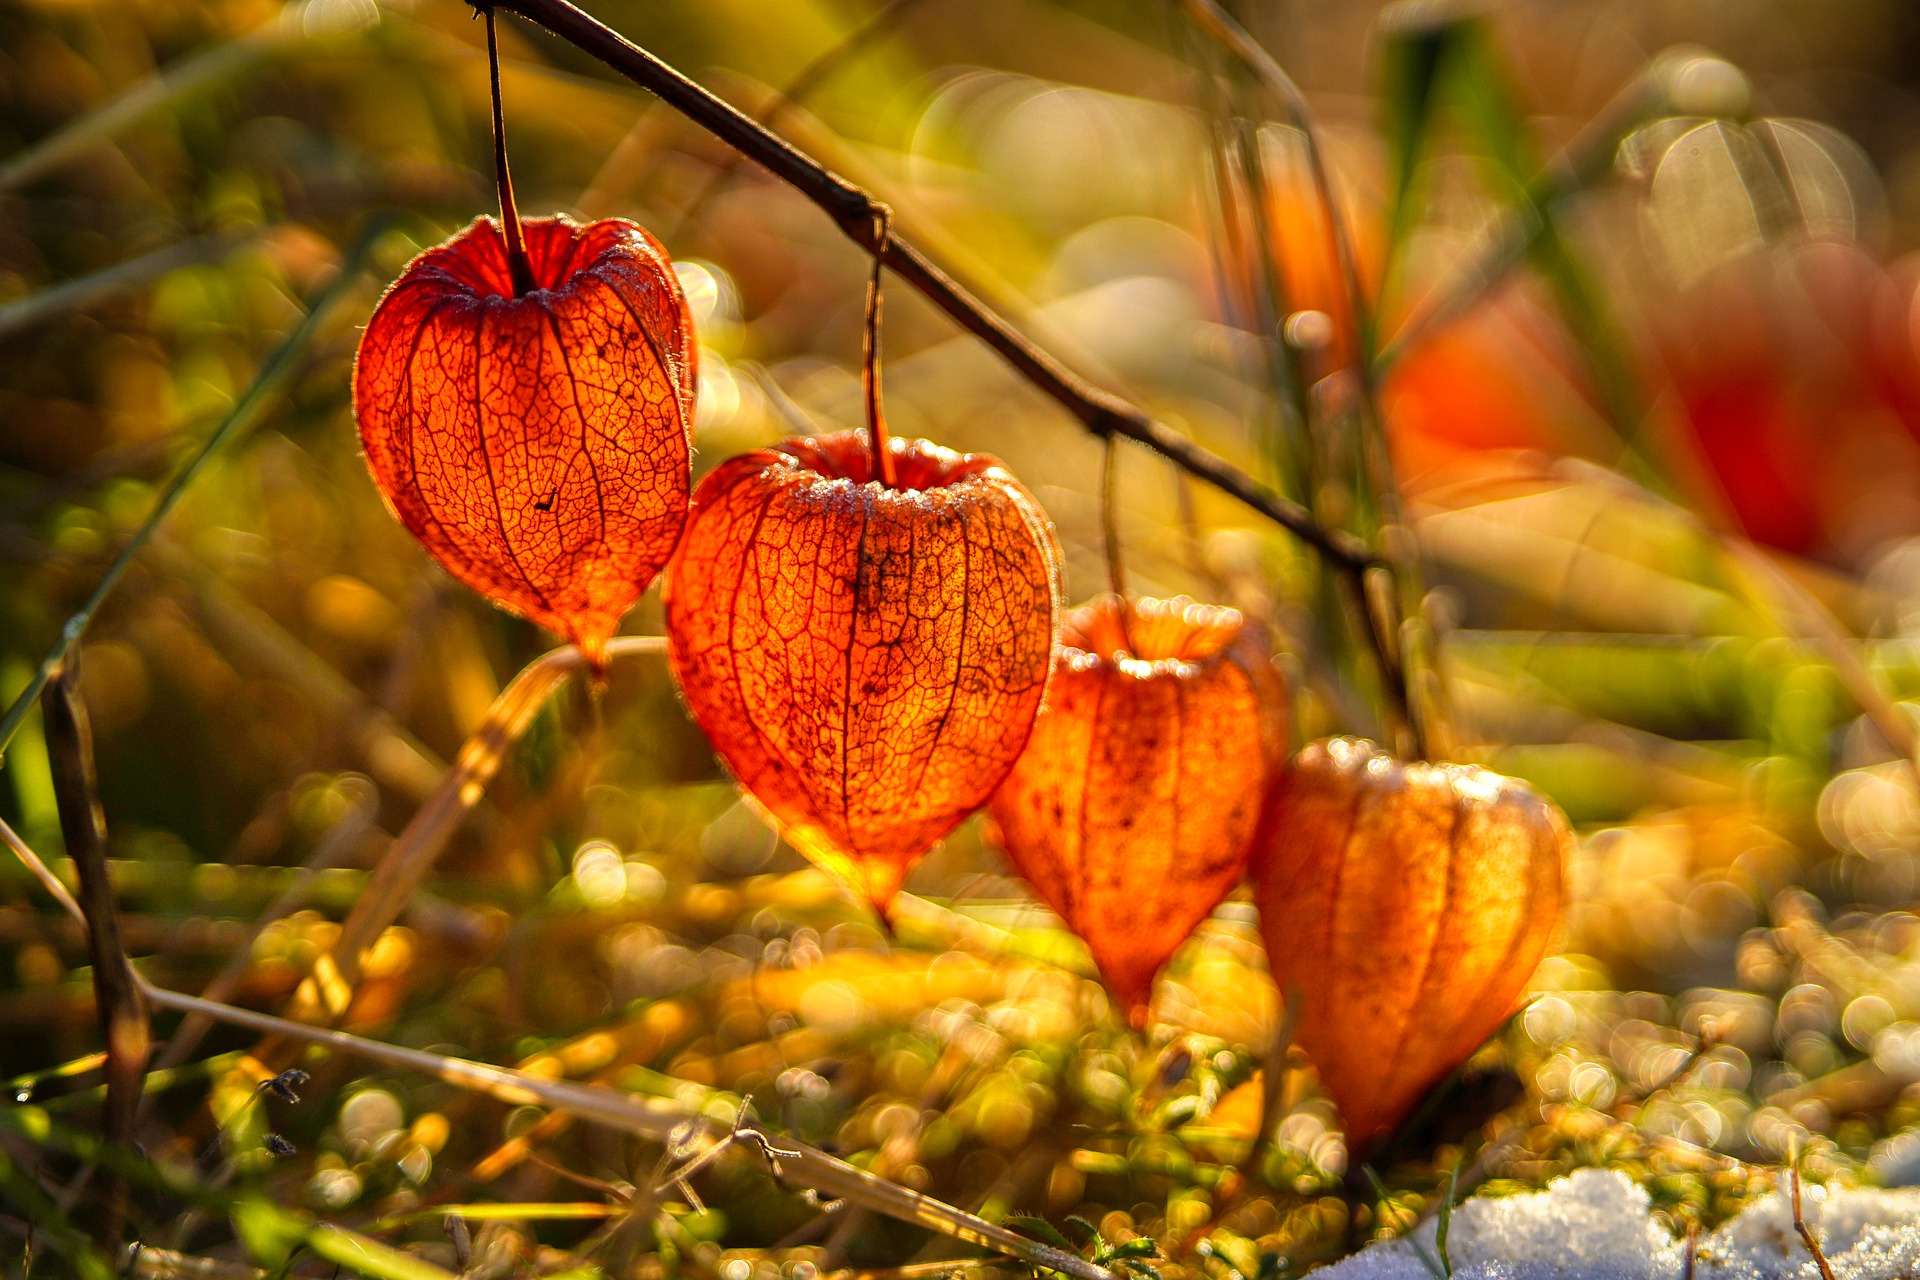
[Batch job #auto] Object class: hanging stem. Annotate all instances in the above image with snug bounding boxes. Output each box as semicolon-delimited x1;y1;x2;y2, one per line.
1102;432;1138;655
1102;433;1129;603
863;207;898;488
486;7;538;297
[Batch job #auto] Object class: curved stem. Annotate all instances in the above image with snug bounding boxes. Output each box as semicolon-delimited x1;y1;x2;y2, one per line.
863;208;898;487
486;7;538;297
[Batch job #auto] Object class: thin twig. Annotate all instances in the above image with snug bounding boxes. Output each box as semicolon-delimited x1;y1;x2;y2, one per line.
486;0;1374;577
668;0;936;244
863;207;899;487
0;217;388;766
42;665;149;1252
1102;435;1131;623
0;816;84;924
1790;1158;1837;1280
485;6;538;296
131;981;1120;1280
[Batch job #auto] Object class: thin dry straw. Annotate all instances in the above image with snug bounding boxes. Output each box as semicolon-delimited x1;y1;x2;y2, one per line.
293;636;666;1019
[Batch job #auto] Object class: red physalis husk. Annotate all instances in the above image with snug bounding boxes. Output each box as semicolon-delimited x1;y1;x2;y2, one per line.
987;594;1289;1027
1252;737;1568;1151
353;213;694;670
664;430;1063;914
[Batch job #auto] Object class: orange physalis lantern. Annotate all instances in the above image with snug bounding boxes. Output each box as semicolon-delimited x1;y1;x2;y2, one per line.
664;430;1063;913
1253;738;1567;1150
352;213;695;670
986;596;1288;1026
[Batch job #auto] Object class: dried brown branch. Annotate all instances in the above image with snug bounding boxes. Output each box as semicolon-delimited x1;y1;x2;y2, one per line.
42;664;150;1251
134;981;1120;1280
485;0;1375;579
667;0;936;244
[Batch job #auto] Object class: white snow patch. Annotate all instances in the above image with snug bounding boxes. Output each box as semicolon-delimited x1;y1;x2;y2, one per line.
1317;1168;1920;1280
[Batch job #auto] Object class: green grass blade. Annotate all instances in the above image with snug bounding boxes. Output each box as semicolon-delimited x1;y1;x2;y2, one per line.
0;215;390;766
0;1;376;195
1373;11;1469;322
0;229;257;341
1435;1162;1459;1276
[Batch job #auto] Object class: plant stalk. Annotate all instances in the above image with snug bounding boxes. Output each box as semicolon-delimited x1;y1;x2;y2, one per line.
863;209;898;487
485;6;539;297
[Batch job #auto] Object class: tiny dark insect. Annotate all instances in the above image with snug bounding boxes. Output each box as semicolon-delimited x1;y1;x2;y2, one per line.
260;1068;310;1105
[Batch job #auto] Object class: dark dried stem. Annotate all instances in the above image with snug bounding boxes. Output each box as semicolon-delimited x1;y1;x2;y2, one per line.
43;665;149;1252
487;0;1375;581
486;6;538;297
668;0;934;245
863;208;898;488
1102;433;1129;602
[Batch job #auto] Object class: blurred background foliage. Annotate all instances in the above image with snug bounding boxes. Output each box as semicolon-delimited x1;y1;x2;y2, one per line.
7;0;1920;1273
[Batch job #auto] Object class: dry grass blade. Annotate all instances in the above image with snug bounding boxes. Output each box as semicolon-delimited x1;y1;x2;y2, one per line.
42;665;149;1251
1180;0;1373;383
0;231;257;341
135;981;1120;1280
1369;55;1678;375
1722;537;1920;777
0;812;84;923
294;636;666;1020
153;779;377;1071
1178;0;1421;751
1571;461;1920;779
